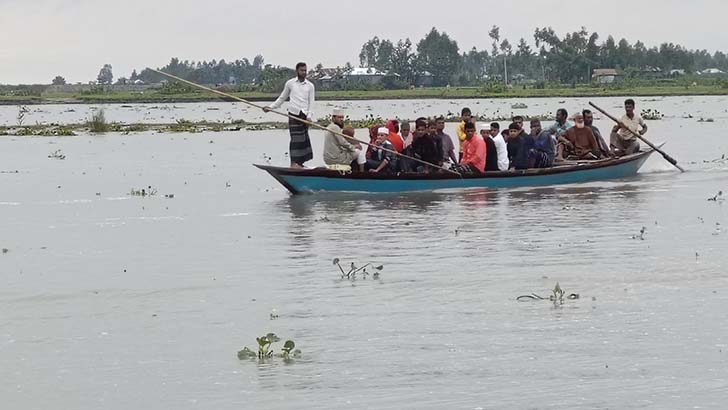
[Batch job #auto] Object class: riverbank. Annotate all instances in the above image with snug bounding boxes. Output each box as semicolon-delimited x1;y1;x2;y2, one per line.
3;84;728;105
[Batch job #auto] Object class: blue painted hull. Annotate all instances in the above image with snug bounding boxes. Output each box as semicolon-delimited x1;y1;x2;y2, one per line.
255;149;656;194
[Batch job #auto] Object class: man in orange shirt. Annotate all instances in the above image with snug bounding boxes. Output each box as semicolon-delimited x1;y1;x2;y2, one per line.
452;122;486;174
385;119;405;153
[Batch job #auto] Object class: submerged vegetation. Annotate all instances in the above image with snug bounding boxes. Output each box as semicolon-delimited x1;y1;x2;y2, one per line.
333;258;384;280
87;108;110;133
517;283;580;306
237;333;300;362
129;186;158;197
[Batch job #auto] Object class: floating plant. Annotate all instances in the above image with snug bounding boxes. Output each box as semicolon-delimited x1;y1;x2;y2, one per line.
237;333;301;362
48;149;66;160
517;282;580;306
333;258;383;280
129;186;158;197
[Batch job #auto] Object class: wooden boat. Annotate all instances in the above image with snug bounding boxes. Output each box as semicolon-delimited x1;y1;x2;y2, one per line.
255;147;659;195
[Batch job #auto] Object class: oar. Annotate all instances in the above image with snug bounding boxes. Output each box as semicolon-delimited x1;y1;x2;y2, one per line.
589;102;685;172
148;69;460;176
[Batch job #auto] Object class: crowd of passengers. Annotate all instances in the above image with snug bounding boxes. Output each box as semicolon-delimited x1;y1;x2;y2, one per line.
322;99;649;175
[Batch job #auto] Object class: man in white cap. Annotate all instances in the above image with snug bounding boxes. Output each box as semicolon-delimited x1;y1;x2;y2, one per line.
366;127;398;173
322;108;366;172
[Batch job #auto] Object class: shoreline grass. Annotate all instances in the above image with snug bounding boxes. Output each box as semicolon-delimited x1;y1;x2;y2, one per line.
2;85;728;105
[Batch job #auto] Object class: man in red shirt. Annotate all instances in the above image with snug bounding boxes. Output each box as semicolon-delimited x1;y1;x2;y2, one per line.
452;122;486;174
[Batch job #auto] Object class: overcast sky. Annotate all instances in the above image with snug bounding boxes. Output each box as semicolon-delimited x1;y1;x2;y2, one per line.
1;0;727;84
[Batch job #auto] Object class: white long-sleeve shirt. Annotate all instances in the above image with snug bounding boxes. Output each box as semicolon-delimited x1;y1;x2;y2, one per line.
491;134;509;171
269;78;315;118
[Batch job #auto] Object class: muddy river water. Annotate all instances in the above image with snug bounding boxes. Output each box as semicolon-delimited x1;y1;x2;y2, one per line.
1;96;727;409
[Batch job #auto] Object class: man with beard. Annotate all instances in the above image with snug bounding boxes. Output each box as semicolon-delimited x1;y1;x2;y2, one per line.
583;109;610;156
264;62;315;168
322;108;366;171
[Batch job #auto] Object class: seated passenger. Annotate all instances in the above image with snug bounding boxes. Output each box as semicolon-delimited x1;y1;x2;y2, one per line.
385;119;405;153
610;98;646;156
557;113;603;160
322;109;366;171
526;119;555;168
401;121;412;149
489;123;509;171
452;122;486;174
366;124;382;158
366;127;398;174
410;117;442;172
480;124;499;172
506;122;525;169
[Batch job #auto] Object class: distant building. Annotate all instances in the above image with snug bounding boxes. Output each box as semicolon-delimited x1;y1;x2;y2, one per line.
639;66;663;79
592;68;621;84
700;68;725;75
344;67;394;85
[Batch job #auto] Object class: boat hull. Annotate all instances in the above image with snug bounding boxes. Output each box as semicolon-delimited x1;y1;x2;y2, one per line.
255;149;656;194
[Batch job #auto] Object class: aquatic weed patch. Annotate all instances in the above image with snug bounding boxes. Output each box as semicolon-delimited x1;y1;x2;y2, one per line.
517;282;580;306
333;258;384;280
237;333;301;362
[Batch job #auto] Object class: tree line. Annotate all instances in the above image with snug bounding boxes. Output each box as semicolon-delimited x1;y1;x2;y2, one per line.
358;26;728;87
42;25;728;90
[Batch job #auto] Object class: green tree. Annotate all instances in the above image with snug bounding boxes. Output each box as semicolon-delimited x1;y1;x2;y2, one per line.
389;39;416;83
259;66;295;93
376;39;395;71
51;76;66;85
416;27;460;86
97;64;113;85
359;37;381;67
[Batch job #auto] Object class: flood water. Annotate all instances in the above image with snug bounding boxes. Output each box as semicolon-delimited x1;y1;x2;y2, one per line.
1;96;728;409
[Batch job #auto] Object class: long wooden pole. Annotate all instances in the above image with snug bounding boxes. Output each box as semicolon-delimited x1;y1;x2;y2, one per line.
149;69;460;176
589;102;685;172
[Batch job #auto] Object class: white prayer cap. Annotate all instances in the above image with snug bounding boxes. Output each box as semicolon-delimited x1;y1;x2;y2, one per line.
332;108;345;116
377;127;389;135
479;123;491;131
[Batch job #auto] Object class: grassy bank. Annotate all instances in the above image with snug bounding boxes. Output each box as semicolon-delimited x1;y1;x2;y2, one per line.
3;84;728;105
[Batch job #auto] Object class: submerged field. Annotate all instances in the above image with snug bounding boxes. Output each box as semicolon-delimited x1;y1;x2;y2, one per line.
3;83;728;105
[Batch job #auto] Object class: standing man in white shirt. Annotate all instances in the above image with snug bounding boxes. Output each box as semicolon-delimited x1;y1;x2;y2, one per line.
263;62;315;168
610;98;648;156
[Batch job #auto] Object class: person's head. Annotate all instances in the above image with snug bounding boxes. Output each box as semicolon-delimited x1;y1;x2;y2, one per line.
530;119;542;135
331;108;345;128
490;122;500;137
508;122;520;139
464;121;476;140
573;113;585;129
582;109;594;126
369;124;382;139
435;116;446;132
461;107;472;123
295;62;307;81
342;126;355;138
386;119;399;134
556;108;568;123
414;117;428;138
479;123;491;138
376;127;389;144
427;119;437;135
512;115;525;130
401;121;410;137
625;99;636;115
